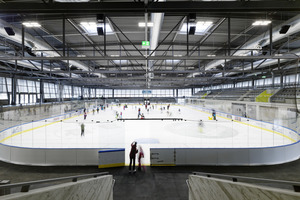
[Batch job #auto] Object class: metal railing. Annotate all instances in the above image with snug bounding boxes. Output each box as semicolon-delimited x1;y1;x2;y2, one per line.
0;172;109;195
192;172;300;192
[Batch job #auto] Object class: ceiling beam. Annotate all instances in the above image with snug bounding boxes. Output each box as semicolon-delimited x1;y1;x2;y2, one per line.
1;2;300;14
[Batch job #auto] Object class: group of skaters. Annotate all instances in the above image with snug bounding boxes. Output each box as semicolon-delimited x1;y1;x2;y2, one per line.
129;141;145;174
80;105;109;137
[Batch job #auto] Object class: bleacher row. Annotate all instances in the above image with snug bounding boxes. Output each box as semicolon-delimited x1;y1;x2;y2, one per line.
193;87;300;103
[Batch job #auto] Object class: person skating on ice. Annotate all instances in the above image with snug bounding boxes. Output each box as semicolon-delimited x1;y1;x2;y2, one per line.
81;123;85;137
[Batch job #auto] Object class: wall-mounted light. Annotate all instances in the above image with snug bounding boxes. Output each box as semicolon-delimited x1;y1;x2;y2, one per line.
4;27;15;36
279;25;291;34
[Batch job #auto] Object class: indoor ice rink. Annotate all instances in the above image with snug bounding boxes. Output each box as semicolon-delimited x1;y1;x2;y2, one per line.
0;103;297;165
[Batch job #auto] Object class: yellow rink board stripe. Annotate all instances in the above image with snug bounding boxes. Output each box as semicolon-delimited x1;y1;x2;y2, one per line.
98;163;125;168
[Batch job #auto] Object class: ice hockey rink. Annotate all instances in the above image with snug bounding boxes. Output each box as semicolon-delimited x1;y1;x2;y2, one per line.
0;104;296;165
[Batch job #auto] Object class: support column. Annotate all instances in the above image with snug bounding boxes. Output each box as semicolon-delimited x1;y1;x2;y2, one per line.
59;82;63;102
228;16;231;56
40;79;44;104
22;25;25;57
63;16;66;57
269;22;273;55
11;76;17;105
71;85;74;100
81;87;84;100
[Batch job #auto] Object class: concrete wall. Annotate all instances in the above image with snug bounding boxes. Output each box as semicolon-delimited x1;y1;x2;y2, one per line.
188;175;300;200
0;100;98;127
1;175;113;200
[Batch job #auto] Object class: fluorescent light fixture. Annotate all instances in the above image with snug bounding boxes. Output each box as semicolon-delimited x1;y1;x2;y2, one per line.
80;22;113;35
22;22;41;27
252;20;271;26
113;60;128;65
174;55;182;57
179;21;213;35
166;60;180;64
138;22;154;27
54;0;90;2
207;54;216;57
110;55;120;57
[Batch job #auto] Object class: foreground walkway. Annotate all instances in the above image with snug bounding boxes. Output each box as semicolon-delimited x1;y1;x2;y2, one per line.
0;159;300;199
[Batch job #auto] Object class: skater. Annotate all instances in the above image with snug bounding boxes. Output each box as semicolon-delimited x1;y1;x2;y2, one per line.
138;108;141;118
198;120;204;133
81;123;85;137
129;141;138;173
84;111;87;120
138;145;145;171
93;109;95;115
97;107;99;113
212;109;216;120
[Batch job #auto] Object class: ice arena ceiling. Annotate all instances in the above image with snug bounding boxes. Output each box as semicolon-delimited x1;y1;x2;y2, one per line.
0;0;300;89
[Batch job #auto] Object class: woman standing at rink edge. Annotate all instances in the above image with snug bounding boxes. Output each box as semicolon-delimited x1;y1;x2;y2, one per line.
129;141;138;173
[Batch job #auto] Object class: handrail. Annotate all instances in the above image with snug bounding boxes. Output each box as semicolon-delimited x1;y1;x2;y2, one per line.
0;172;109;193
192;172;300;192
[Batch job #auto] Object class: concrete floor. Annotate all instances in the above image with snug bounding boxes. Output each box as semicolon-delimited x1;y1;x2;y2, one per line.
1;159;300;199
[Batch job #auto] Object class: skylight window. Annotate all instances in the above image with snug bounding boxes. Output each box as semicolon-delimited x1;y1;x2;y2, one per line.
252;20;271;26
80;22;113;35
179;21;213;35
22;22;41;27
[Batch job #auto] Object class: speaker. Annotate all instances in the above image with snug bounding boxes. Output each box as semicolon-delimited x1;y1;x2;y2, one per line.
97;14;105;23
279;25;291;34
97;27;104;35
188;13;196;22
189;26;196;35
4;27;15;36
